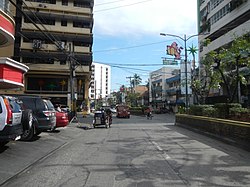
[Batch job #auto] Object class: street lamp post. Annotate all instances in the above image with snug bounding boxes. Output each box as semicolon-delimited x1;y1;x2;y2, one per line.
160;33;199;109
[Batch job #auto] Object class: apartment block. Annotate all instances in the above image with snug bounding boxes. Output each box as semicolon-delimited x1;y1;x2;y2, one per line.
89;62;111;102
2;0;94;107
149;67;179;108
198;0;249;57
197;0;249;105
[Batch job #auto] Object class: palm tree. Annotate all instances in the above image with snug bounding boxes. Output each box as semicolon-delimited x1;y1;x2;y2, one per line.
131;74;142;88
187;44;198;70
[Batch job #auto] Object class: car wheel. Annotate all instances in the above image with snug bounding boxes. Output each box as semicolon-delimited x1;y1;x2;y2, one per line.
21;109;34;141
0;141;9;147
35;129;42;136
21;109;32;129
50;126;56;132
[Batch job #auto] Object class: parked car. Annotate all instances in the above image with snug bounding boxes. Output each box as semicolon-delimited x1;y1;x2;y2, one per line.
59;105;75;121
0;95;23;146
17;96;56;140
116;105;130;118
54;111;69;130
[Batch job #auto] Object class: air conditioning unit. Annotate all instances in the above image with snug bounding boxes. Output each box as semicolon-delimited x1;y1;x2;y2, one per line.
32;40;42;49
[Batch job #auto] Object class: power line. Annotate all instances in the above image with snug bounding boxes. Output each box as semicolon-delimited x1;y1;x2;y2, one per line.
94;61;164;66
95;0;129;6
94;0;153;13
93;40;174;53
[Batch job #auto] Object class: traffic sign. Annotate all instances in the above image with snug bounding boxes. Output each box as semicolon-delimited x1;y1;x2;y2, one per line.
162;59;178;65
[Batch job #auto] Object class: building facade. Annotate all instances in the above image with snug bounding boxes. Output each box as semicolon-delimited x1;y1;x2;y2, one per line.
0;0;29;89
89;62;111;106
1;0;94;109
197;0;250;105
198;0;249;57
149;67;179;109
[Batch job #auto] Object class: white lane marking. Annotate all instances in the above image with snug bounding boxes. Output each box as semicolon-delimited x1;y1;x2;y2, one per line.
152;141;163;151
164;153;171;160
152;141;171;160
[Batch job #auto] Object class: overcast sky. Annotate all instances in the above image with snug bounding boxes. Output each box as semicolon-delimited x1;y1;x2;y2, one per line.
93;0;198;91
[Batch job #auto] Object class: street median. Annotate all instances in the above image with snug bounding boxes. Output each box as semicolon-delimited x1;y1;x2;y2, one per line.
175;114;250;151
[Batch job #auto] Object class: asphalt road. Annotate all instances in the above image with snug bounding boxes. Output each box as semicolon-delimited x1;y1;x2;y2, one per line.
0;113;249;187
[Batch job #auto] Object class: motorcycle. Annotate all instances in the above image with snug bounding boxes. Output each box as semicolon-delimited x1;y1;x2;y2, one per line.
147;111;153;120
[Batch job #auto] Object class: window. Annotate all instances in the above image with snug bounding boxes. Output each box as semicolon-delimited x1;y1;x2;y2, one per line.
61;20;67;26
62;0;68;6
73;21;91;28
24;16;55;25
0;0;9;13
210;0;224;11
26;77;68;92
210;3;230;25
60;60;66;65
74;0;91;8
26;0;56;4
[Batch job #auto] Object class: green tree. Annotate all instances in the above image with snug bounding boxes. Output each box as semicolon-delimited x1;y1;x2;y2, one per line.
126;92;140;107
192;54;221;104
131;74;142;88
212;34;249;103
195;34;250;104
187;44;198;70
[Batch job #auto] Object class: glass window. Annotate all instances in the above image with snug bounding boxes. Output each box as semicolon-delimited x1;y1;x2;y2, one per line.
62;0;68;6
61;20;67;26
27;77;68;92
0;0;9;13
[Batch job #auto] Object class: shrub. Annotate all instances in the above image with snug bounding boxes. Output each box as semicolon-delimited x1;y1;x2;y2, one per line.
130;107;143;115
177;106;186;114
203;107;217;117
214;103;241;118
189;105;214;116
229;107;249;116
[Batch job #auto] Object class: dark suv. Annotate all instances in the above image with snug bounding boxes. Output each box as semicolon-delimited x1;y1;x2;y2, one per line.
17;96;56;139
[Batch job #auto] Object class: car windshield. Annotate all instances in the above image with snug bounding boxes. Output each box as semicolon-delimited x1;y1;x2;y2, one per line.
19;97;45;111
9;98;21;113
43;99;55;110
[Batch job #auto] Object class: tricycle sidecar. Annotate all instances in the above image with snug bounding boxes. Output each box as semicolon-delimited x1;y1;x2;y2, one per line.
93;111;110;128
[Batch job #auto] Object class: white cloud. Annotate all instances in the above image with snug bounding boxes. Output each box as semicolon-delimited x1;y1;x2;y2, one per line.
94;0;198;38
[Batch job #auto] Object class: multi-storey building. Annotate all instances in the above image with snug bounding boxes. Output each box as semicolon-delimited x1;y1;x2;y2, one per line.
198;0;249;57
0;0;29;89
149;67;179;108
1;0;94;108
89;62;111;106
198;0;250;105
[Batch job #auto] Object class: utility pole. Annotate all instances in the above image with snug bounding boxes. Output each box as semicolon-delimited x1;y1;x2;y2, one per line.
126;76;133;93
69;43;76;118
160;33;200;110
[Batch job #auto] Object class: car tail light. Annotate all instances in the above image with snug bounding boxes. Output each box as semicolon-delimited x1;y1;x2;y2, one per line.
3;98;12;124
43;111;53;117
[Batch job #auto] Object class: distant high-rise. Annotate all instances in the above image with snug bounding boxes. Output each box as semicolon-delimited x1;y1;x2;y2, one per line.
89;62;111;101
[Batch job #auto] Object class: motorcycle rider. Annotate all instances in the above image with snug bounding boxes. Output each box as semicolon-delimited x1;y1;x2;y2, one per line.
145;107;152;119
105;108;112;125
